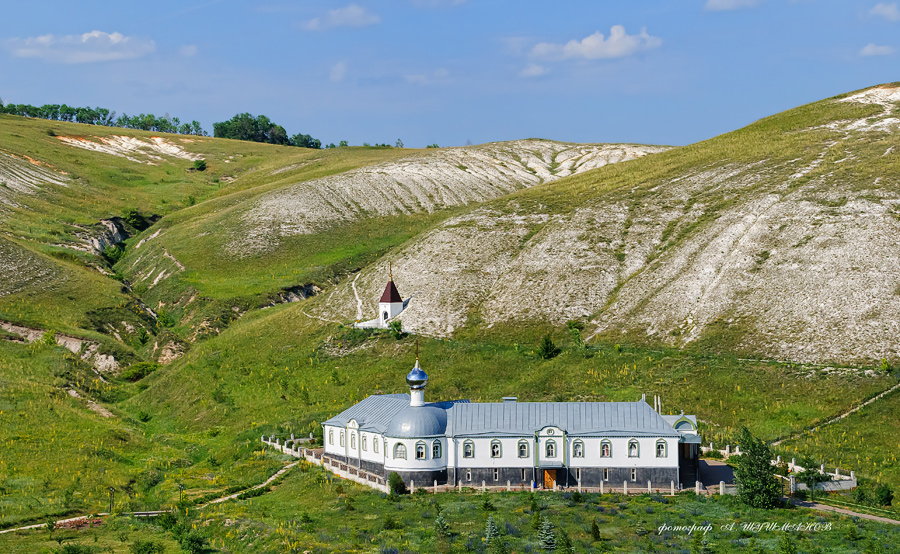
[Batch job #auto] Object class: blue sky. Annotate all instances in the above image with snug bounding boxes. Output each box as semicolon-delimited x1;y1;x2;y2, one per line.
1;1;898;147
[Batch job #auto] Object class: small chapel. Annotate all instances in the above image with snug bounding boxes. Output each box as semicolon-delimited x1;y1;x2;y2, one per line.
355;269;410;329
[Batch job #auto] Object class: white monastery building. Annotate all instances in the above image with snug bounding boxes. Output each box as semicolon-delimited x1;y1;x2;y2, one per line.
322;357;701;489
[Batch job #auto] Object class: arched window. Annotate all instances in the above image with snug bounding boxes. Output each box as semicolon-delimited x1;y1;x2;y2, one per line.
432;440;442;459
628;439;639;458
362;434;367;451
463;440;475;458
374;438;379;454
340;431;345;447
600;440;611;458
394;443;406;459
491;440;502;458
350;432;356;449
416;441;426;460
383;311;389;321
656;440;667;458
573;440;584;458
545;440;556;458
328;430;334;445
518;440;529;458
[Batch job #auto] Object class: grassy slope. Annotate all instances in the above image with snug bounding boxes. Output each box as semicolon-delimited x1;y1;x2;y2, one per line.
4;464;899;553
2;87;900;549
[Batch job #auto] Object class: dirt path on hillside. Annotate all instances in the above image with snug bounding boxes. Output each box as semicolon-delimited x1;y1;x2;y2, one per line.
772;380;900;446
0;462;297;535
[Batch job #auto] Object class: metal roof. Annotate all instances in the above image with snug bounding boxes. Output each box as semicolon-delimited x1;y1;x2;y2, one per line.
446;401;681;437
325;396;682;438
322;394;410;433
380;280;402;303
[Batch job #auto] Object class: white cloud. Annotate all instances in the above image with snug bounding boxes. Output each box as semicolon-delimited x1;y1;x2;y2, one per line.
519;63;547;77
860;43;895;56
870;2;900;21
704;0;765;11
179;44;198;57
530;26;662;62
301;4;380;30
405;68;449;85
330;61;347;82
8;30;155;64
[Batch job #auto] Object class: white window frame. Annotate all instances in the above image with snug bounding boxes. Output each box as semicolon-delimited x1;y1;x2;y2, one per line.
656;440;667;458
466;469;472;481
631;468;637;482
340;431;345;447
329;430;334;445
602;468;609;481
463;440;475;459
432;440;442;459
545;440;557;458
362;434;367;451
374;439;380;454
350;432;356;449
394;443;406;460
518;440;529;458
493;468;499;481
573;440;584;458
628;439;639;458
490;440;502;459
601;440;611;458
415;441;426;460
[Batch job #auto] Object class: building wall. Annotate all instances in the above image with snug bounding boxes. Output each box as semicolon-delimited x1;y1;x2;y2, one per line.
384;436;448;473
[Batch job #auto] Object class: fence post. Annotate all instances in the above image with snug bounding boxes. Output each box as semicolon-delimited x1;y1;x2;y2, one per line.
670;481;675;496
577;479;581;493
789;476;796;494
600;481;604;495
695;481;700;495
410;480;414;494
624;481;628;495
482;480;486;492
434;480;438;493
648;480;652;494
458;480;462;492
719;481;725;495
507;480;511;492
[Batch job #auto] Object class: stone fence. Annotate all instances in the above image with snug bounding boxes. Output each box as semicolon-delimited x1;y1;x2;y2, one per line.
701;444;857;492
261;436;389;494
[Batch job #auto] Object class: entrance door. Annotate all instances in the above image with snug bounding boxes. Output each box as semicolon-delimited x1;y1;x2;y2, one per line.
543;469;557;489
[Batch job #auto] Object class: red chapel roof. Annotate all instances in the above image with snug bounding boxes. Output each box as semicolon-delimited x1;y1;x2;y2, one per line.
380;280;402;303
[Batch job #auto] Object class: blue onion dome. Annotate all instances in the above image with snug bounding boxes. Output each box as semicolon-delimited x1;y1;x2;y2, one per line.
385;405;448;437
406;358;428;390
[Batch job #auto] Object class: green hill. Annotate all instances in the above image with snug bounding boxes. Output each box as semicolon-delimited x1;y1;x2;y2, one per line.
1;85;900;548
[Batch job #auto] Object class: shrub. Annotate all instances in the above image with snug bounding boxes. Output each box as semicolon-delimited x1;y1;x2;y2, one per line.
537;333;560;360
122;362;159;382
382;515;402;530
388;320;405;340
873;483;894;506
156;511;178;530
179;531;207;554
591;519;601;542
193;159;207;171
388;472;407;495
102;245;125;265
130;539;165;554
57;545;98;554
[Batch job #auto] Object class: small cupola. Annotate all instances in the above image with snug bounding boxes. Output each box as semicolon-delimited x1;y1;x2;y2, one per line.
406;357;428;407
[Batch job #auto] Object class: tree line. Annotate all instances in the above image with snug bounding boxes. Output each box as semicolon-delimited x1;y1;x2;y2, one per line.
0;99;207;136
213;112;322;148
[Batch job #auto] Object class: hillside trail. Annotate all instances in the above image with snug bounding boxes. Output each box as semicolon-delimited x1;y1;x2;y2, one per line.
790;498;900;526
0;462;297;535
772;379;900;446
